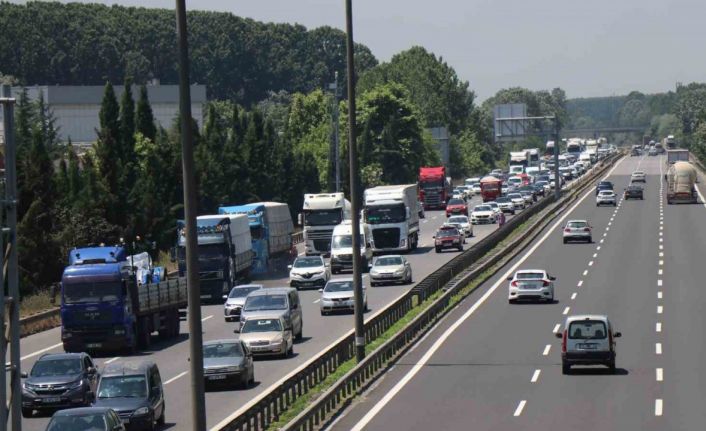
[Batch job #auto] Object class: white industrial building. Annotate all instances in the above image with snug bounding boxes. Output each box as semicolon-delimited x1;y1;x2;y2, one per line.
0;83;206;144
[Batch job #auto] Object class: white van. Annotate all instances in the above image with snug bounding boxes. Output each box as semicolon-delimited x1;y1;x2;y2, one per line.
509;165;524;175
556;314;621;374
330;221;373;274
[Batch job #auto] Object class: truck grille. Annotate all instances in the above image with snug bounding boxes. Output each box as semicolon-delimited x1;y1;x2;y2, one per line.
306;229;333;240
372;228;401;249
71;310;113;323
337;254;352;262
313;239;331;252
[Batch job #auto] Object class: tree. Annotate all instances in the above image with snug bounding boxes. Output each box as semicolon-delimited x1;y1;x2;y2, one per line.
135;85;156;141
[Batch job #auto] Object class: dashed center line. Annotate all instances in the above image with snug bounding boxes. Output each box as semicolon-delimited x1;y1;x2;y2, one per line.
658;269;663;275
596;246;601;251
577;280;583;287
582;270;588;276
657;291;663;299
656;343;663;354
600;239;604;244
656;322;662;332
553;324;561;333
513;400;527;417
588;261;594;266
656;368;663;382
659;260;664;266
542;344;551;356
657;279;663;286
530;370;541;383
570;292;577;300
562;307;570;315
655;399;663;416
592;253;598;258
657;305;663;314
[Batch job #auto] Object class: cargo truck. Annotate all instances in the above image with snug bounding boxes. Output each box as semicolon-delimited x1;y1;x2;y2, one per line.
480;176;503;202
663;135;676;150
363;184;420;253
667;149;690;165
418;166;452;209
61;246;186;354
176;215;253;302
219;202;294;274
509;151;529;174
300;193;351;256
666;161;698;204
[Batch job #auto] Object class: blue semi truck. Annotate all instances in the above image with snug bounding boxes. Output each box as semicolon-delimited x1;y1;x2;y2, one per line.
60;246;186;354
218;202;294;274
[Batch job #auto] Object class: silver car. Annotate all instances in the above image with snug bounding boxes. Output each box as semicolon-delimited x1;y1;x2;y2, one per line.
319;278;367;315
563;220;592;243
238;316;293;358
202;339;254;388
507;193;526;210
446;215;473;238
369;255;413;286
223;284;263;322
596;190;617;206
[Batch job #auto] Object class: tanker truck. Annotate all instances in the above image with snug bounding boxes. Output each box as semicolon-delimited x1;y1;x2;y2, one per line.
666;161;698;204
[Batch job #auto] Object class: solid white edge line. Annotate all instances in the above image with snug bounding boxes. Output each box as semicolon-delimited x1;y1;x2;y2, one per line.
655;399;663;416
164;371;188;385
543;344;551;356
530;369;541;383
201;315;213;322
346;156;627;431
20;342;64;361
513;400;527;417
104;357;121;365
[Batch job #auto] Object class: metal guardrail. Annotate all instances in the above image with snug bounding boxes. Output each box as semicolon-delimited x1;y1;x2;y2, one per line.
217;154;621;431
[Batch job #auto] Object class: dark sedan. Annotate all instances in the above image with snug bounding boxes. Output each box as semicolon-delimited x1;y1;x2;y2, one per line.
595;181;614;195
202;339;254;389
624;185;644;200
45;407;125;431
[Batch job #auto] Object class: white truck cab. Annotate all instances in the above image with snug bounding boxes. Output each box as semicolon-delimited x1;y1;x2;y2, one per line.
329;221;373;274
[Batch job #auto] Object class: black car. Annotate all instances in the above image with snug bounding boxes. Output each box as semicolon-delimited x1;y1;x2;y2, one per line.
21;353;99;417
93;361;165;431
45;407;125;431
624;185;644;200
595;181;614;195
631;148;641;156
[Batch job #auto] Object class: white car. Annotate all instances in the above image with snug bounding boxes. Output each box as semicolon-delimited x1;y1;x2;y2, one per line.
596;190;617;206
288;255;330;289
369;255;413;286
508;269;556;303
494;197;516;214
630;171;646;183
507;193;526;210
457;185;471;199
470;183;482;195
562;219;592;243
452;189;464;200
507;176;523;189
501;184;510;194
465;177;482;187
319;278;367;315
485;202;502;217
446;215;473;238
470;204;497;224
556;314;621;374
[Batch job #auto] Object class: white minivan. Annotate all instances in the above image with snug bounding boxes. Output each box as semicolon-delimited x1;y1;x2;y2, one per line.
556;315;621;374
330;221;373;274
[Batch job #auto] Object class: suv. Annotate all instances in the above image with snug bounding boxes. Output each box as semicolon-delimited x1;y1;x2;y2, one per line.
624;184;644;200
556;315;621;374
288;255;330;289
93;360;165;430
595;181;613;195
240;287;303;340
433;226;463;252
563;220;592;243
21;352;99;417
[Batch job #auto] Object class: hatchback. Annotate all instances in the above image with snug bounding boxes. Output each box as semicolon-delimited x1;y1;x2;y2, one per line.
556;315;621;374
319;278;368;314
630;171;646;183
202;339;254;388
624;185;644;200
562;220;592;243
596;190;617;206
45;407;124;431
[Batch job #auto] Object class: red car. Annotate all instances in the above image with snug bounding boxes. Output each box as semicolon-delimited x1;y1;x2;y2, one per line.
434;226;464;252
445;198;467;217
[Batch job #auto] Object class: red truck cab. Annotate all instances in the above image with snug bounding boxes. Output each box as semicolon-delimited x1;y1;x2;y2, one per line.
480;176;503;202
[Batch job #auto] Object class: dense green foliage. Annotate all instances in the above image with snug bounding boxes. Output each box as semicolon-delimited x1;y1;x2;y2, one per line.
0;1;377;105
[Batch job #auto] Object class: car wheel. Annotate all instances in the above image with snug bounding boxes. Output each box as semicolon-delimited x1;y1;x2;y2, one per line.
296;325;303;341
21;408;32;418
435;248;441;253
562;362;571;375
608;360;616;373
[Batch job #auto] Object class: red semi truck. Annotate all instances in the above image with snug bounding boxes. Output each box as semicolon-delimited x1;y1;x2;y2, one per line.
480;176;503;202
418;166;452;209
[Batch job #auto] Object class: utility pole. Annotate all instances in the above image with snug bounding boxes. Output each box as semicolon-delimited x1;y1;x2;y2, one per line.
332;71;341;192
1;84;21;431
553;119;561;199
344;0;366;362
175;2;206;430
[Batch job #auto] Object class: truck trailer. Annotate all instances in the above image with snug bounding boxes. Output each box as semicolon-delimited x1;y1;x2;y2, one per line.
61;246;186;354
363;184;420;253
300;192;352;256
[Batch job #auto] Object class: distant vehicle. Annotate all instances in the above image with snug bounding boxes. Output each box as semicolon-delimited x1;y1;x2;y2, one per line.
654;142;665;154
666;161;698;204
559;166;573;181
457;185;471;199
470;205;497;225
446;215;473;238
203;339;254;389
495;197;516;215
445;198;468;217
563;220;592;243
507;192;526;210
93;360;165;430
648;147;658;156
319;278;367;314
556;315;621;374
630;148;641;157
240;287;303;340
369;255;413;286
223;284;263;322
21;353;99;417
288;255;330;289
470;182;482;195
433;226;464;253
419;166;452;209
45;407;125;431
300;192;351;256
465;177;482;187
595;181;613;195
452;188;464;200
663;135;676;150
630;171;646;183
480;176;503;202
506;176;523;189
507;269;556;303
509;150;529;171
485;201;502;217
238;316;293;358
501;184;510;194
519;190;534;206
534;181;550;196
624;185;644;200
666;148;689;164
596;190;617;206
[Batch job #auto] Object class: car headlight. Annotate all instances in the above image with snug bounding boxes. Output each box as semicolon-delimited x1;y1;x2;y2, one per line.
370;270;379;276
394;269;405;275
133;407;150;416
225;366;241;372
68;379;83;389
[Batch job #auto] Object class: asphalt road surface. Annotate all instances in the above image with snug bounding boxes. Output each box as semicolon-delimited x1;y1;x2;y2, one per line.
15;190;532;430
330;154;706;431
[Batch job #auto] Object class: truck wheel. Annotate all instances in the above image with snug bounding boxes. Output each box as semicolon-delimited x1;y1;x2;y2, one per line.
137;318;151;350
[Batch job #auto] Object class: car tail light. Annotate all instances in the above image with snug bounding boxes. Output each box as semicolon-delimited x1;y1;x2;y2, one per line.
564;228;571;233
562;330;567;353
583;228;591;232
510;281;518;287
542;280;550;287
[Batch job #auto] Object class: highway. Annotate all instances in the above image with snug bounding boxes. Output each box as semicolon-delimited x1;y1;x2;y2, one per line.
330;154;706;431
15;191;528;430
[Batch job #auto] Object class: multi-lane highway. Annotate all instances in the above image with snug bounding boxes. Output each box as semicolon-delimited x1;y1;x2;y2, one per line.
15;191;532;430
330;154;706;431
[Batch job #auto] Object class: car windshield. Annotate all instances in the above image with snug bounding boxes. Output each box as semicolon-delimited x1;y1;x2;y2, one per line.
293;257;323;268
474;206;492;212
496;197;510;203
599;191;613;196
46;413;107;431
204;342;243;358
567;221;587;228
324;281;354;292
97;375;147;399
508;178;521;184
448;199;464;206
244;294;287;311
63;281;122;304
516;272;545;280
241;318;282;333
486;203;498;208
332;234;365;249
375;257;403;266
437;229;458;238
508;194;522;199
568;320;608;339
228;285;261;298
448;216;468;224
367;204;406;224
31;359;82;377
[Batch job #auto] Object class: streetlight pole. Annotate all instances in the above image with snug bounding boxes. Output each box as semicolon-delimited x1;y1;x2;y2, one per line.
175;2;206;430
344;0;366;362
553;118;561;199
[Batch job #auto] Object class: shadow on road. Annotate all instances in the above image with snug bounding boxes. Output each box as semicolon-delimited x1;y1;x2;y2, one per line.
568;367;629;376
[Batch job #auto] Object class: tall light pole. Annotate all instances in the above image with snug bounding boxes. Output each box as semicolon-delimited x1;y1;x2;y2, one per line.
328;71;342;192
344;0;366;362
175;2;206;430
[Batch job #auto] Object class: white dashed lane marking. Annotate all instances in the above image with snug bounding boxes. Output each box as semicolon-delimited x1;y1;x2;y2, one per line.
530;369;541;383
657;305;663;314
562;307;570;315
513;400;527;417
570;292;577;300
655;399;663;416
577;280;583;287
656;343;663;354
543;344;551;356
656;368;664;382
656;322;662;332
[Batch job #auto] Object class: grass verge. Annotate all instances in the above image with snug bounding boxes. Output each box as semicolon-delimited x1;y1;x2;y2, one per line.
19;289;56;318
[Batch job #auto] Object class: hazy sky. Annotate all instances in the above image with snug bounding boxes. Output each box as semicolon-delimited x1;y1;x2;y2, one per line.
46;0;706;100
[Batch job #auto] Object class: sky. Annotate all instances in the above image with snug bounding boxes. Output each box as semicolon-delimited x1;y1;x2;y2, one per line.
43;0;706;100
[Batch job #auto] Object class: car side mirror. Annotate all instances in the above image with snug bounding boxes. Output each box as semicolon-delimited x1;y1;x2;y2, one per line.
554;332;563;338
20;372;28;378
318;288;323;293
614;332;622;338
506;276;512;281
87;367;97;375
222;294;228;301
549;276;556;281
432;235;435;238
287;265;292;270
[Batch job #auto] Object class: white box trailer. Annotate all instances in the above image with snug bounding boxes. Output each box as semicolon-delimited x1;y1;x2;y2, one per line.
363;184;420;253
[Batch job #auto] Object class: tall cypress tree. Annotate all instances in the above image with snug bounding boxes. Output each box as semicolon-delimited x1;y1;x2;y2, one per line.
119;78;136;164
135;85;156;142
94;81;122;227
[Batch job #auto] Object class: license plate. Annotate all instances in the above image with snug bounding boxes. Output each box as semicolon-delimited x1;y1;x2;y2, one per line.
86;343;101;348
207;375;226;380
382;274;394;278
122;418;130;424
43;397;61;403
577;343;597;349
251;346;268;352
